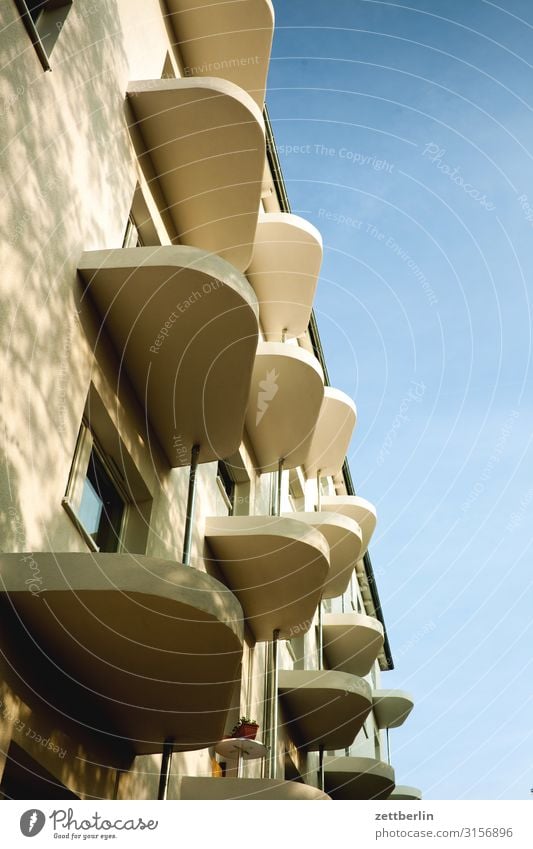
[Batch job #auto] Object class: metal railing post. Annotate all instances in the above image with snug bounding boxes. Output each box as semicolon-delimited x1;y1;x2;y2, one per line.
276;458;284;516
318;600;324;670
265;628;280;779
182;444;200;566
157;738;174;800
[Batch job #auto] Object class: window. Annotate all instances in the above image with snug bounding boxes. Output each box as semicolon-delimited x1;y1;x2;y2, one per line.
122;214;143;248
289;635;305;670
26;0;48;22
288;467;305;512
374;728;382;760
216;461;235;515
78;448;125;552
63;388;153;554
161;52;176;80
125;186;161;247
15;0;73;70
63;423;127;553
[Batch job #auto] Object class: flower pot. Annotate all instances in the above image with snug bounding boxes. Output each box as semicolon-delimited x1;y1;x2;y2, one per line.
233;723;259;740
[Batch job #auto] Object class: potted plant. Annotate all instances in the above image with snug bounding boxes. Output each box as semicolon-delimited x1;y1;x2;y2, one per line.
230;716;259;740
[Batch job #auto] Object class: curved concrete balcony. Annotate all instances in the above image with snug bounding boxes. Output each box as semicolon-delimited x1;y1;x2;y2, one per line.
282;512;363;599
320;495;377;555
78;246;259;466
278;670;372;751
205;515;329;641
373;690;415;729
166;0;274;108
246;213;323;340
390;785;422;800
178;777;329;800
245;342;325;472
127;78;265;270
323;613;384;677
324;756;395;800
0;553;244;754
305;388;357;479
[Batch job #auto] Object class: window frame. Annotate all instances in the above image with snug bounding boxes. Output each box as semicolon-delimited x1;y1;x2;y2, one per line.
122;214;143;248
79;442;127;553
216;461;235;515
14;0;73;71
63;421;129;553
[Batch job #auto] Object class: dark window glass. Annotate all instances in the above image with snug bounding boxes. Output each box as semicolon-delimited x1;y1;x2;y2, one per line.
26;0;47;23
217;461;235;514
78;450;125;552
17;0;73;68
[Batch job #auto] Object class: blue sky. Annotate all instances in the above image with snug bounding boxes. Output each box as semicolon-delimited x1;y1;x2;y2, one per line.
267;0;533;800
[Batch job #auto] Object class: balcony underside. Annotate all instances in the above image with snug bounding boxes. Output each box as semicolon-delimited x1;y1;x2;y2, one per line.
305;387;357;479
278;670;372;751
127;78;265;270
323;613;384;677
245;342;325;472
78;246;258;466
177;777;330;800
320;495;377;555
373;690;415;729
283;512;362;599
390;785;422;800
246;213;323;339
166;0;275;107
324;756;395;800
205;515;329;641
0;553;243;754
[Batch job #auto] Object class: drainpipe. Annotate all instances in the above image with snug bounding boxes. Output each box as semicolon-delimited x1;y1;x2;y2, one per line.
182;444;200;566
157;738;174;800
276;458;284;517
112;769;122;800
265;628;280;779
317;466;324;672
264;459;284;779
317;601;324;670
316;464;324;670
386;727;391;765
318;744;325;792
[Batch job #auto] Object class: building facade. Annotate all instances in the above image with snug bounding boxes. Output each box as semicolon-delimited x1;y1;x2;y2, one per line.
0;0;419;800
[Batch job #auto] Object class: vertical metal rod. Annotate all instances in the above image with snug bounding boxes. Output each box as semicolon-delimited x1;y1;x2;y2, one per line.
112;769;122;800
264;642;272;778
266;629;280;779
316;469;321;511
276;458;283;517
262;642;271;778
182;444;200;566
158;738;174;800
318;599;324;670
386;727;391;765
318;744;325;792
270;629;280;780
